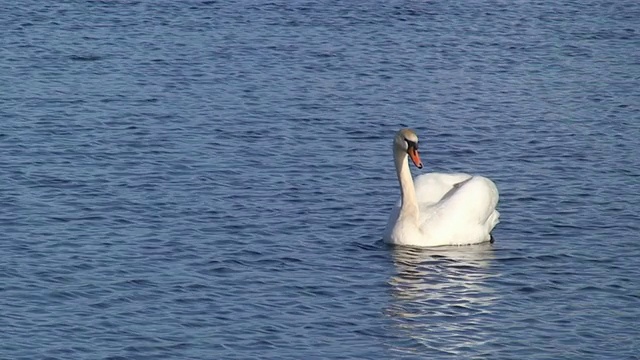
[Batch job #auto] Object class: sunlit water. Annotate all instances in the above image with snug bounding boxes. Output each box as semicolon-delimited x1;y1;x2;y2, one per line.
1;1;639;359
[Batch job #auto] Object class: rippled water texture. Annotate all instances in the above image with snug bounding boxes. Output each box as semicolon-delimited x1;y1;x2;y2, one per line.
1;1;639;359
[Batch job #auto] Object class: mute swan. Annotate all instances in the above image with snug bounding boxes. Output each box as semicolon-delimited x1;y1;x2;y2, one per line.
383;129;499;247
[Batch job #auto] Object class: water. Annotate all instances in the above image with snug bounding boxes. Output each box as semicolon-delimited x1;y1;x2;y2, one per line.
1;1;639;359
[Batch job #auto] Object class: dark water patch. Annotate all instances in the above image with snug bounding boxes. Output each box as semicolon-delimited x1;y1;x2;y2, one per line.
68;54;105;61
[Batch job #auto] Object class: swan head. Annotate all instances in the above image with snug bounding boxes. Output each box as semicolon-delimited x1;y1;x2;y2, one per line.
394;128;423;169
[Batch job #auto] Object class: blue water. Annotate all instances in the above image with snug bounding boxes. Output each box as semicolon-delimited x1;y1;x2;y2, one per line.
2;1;639;359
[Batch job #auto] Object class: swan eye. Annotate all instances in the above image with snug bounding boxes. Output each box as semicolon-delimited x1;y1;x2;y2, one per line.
405;139;418;150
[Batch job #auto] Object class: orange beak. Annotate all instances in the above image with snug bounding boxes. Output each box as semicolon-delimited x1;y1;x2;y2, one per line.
408;147;423;169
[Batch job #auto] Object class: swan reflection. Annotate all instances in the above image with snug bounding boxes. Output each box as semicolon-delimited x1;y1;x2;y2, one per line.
386;244;499;355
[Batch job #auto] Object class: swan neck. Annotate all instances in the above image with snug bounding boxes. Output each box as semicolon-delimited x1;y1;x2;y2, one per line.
394;148;419;220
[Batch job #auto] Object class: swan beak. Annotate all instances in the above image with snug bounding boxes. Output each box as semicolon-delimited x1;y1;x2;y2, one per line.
408;147;423;169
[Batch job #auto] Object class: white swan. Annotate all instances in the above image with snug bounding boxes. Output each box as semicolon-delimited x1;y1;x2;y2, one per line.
383;129;500;247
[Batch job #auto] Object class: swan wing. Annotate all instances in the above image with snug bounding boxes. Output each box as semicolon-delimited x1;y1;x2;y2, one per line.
418;176;500;245
413;172;473;206
383;172;471;241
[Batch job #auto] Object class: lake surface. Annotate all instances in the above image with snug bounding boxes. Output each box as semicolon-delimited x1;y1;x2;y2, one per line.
1;1;639;359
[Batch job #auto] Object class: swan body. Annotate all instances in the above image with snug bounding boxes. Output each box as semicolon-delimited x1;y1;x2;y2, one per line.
383;129;499;247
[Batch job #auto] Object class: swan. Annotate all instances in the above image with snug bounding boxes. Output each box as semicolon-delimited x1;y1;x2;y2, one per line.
383;129;500;247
